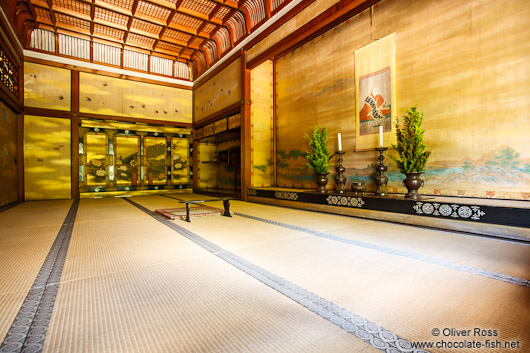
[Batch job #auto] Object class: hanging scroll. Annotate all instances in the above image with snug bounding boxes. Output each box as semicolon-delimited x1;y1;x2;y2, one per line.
354;33;396;151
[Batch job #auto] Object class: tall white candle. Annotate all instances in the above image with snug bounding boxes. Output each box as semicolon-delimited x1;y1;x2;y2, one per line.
379;125;383;147
338;133;342;151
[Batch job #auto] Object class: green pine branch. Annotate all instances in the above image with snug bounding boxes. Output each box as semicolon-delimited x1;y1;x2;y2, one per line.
388;105;431;173
304;126;331;174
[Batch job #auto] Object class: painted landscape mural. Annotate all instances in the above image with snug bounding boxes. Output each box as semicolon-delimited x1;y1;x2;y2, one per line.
115;135;140;186
274;0;530;200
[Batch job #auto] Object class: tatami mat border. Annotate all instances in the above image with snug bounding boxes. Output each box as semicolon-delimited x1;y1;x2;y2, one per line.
233;212;530;288
0;200;79;353
124;198;429;353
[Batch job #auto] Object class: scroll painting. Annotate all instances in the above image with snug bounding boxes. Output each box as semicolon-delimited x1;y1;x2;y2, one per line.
355;33;396;151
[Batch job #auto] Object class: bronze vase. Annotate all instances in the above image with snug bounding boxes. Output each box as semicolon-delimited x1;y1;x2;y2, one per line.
403;172;424;200
316;173;329;193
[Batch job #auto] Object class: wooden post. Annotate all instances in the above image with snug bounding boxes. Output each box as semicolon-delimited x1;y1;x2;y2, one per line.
71;70;79;199
240;50;251;201
17;113;24;201
18;63;24;201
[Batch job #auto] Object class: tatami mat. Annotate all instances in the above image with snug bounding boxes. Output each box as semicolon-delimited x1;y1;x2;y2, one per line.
2;195;529;352
46;256;375;353
45;197;377;353
0;200;73;344
130;195;530;353
227;200;530;279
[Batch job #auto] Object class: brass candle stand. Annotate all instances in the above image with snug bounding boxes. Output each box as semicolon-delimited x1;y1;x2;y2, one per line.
375;147;388;197
335;151;346;193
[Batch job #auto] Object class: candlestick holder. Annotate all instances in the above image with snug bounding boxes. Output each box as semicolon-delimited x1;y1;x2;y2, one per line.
335;151;346;193
375;147;388;197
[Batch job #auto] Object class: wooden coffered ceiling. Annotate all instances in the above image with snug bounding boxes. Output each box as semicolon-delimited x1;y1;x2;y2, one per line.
6;0;295;80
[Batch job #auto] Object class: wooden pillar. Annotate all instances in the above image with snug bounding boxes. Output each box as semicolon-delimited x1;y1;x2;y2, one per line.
192;81;198;191
192;139;199;190
17;63;24;201
272;60;277;187
17;113;24;201
71;70;79;199
240;50;251;201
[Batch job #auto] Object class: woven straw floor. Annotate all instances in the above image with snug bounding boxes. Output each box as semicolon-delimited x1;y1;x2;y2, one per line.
1;194;529;353
0;200;73;344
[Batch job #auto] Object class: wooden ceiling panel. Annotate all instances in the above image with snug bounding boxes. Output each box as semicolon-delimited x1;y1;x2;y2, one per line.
55;12;91;33
20;0;297;80
130;18;163;37
188;36;205;50
93;23;125;40
126;32;156;48
136;1;171;23
200;22;217;35
179;47;194;56
34;7;53;25
51;0;91;17
211;5;232;22
96;0;135;13
171;12;203;32
180;0;218;17
162;28;192;44
156;41;183;56
94;6;129;28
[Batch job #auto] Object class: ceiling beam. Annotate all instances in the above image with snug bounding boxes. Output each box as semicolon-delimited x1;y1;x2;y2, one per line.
123;0;140;46
210;0;238;9
177;7;222;26
210;3;223;20
45;0;57;30
90;0;95;36
153;8;179;54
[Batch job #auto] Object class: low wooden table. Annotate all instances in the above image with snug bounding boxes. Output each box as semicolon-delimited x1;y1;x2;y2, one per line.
178;198;232;222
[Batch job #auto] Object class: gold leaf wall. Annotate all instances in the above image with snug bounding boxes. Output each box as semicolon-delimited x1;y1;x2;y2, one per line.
247;0;340;62
79;73;192;123
197;141;217;189
275;0;530;200
0;101;18;206
194;58;241;123
24;62;71;111
250;61;274;187
24;115;71;200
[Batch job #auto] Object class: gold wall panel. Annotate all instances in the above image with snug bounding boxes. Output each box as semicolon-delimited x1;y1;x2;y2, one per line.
144;137;167;185
79;121;192;195
250;61;274;187
198;142;217;188
115;135;140;186
24;62;71;111
247;0;339;62
24;115;71;200
275;0;530;199
0;102;18;206
171;137;189;185
194;57;241;123
85;133;108;186
79;73;192;123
